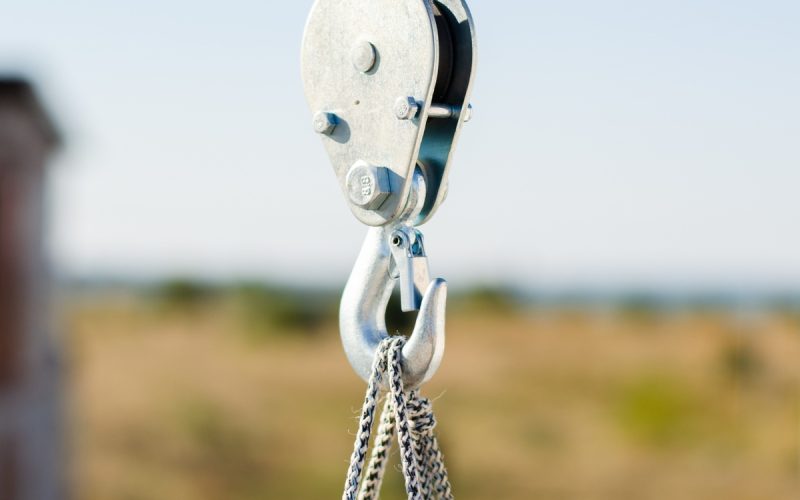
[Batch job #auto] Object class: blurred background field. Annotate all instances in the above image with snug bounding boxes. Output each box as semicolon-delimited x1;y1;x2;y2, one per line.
3;2;800;499
66;281;799;500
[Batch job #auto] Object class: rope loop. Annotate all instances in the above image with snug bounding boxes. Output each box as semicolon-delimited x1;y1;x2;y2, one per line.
342;337;453;500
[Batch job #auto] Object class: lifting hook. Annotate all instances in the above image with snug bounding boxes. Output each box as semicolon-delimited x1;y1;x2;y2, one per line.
302;0;476;387
339;225;447;388
340;169;446;388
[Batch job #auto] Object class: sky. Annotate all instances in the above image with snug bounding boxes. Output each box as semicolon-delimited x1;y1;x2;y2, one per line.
1;0;798;290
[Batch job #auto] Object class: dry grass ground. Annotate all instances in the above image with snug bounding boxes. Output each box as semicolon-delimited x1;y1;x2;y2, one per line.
66;292;799;499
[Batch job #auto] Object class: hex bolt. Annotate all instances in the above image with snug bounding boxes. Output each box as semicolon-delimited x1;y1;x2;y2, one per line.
351;41;377;73
394;96;420;120
313;111;337;135
346;161;391;210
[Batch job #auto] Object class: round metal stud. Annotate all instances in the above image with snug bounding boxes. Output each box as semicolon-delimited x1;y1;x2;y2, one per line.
351;41;377;73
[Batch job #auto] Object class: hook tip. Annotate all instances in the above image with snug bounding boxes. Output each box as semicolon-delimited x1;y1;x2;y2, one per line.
401;278;447;388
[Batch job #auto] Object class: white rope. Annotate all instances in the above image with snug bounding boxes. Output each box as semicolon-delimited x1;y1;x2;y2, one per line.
344;337;453;500
406;391;453;499
357;397;395;500
386;337;423;499
342;339;393;500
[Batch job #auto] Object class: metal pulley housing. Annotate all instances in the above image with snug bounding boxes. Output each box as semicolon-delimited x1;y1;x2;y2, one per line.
302;0;477;227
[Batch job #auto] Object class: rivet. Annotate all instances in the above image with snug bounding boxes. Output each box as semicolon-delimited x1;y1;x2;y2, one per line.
351;41;377;73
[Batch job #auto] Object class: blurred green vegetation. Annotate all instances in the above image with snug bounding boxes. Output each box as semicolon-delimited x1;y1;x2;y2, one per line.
147;279;531;339
720;339;763;385
451;286;523;314
149;279;339;339
155;278;216;309
614;375;701;448
68;280;800;500
230;283;337;338
173;397;265;499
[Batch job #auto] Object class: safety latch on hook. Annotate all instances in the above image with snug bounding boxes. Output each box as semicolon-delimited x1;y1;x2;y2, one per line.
389;227;431;313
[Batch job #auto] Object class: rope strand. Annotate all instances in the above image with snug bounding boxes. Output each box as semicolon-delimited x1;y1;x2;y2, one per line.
342;340;394;500
343;337;453;500
386;338;423;499
357;397;395;500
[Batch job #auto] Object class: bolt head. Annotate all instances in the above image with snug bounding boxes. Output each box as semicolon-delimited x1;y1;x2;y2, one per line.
346;161;391;210
313;111;337;135
351;41;376;73
394;96;419;120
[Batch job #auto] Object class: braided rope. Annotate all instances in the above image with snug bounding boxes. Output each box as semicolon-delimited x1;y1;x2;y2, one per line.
407;390;454;499
427;432;453;499
342;340;393;500
357;397;395;500
407;392;436;497
343;337;453;500
386;338;423;499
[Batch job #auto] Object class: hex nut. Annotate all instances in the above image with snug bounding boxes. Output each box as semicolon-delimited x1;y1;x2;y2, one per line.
462;103;474;123
313;111;337;135
346;162;391;210
351;41;377;73
394;96;420;120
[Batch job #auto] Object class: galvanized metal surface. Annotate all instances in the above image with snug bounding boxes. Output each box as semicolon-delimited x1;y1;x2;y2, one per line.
426;103;472;121
416;0;477;224
302;0;438;226
393;96;421;121
350;40;377;74
303;0;477;386
345;161;391;210
312;111;337;135
389;227;431;313
302;0;477;227
339;225;446;388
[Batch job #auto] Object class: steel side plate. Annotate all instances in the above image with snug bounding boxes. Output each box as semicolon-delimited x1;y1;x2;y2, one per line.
416;0;477;225
302;0;439;226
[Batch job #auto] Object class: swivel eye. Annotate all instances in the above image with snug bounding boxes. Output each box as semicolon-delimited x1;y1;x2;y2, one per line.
339;225;447;388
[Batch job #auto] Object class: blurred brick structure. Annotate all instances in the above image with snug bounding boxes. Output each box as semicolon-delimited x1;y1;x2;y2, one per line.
0;78;64;500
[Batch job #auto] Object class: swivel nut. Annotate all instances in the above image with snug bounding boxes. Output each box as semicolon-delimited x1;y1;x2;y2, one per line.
346;161;391;210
